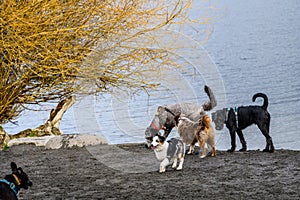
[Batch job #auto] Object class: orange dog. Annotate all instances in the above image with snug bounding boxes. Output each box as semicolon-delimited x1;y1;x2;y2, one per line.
196;115;216;158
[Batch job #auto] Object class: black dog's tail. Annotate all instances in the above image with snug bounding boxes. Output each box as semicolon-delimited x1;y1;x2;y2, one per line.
252;93;268;110
202;85;217;111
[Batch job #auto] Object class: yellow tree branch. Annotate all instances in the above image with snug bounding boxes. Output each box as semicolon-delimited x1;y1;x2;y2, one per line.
0;0;214;124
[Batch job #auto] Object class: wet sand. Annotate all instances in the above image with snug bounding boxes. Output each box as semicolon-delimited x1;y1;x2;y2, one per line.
0;144;299;200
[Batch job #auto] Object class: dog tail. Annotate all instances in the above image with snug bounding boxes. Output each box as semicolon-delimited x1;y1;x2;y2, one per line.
252;93;268;110
202;85;217;111
202;115;211;129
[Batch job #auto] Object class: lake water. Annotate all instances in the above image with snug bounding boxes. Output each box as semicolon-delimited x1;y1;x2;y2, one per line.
4;0;300;150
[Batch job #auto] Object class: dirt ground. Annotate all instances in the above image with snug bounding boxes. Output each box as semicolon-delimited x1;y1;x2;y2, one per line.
0;143;299;200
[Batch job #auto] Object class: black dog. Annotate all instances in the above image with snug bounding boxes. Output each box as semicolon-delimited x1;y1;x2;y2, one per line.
0;162;32;200
212;93;274;153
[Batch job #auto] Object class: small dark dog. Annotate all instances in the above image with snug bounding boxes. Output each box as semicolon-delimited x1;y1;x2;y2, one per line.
212;93;274;153
0;162;32;200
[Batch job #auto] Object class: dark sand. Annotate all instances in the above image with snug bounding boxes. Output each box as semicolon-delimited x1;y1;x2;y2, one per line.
1;144;299;200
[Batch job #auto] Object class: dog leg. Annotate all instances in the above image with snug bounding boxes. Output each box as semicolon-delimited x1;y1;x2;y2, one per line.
228;129;236;152
258;123;274;153
199;137;206;158
263;140;270;152
266;119;275;152
160;158;169;173
237;130;247;151
188;137;197;154
172;158;178;169
176;156;184;170
263;137;274;153
209;132;216;157
268;138;275;153
188;145;195;154
208;139;216;157
211;145;216;157
183;143;187;155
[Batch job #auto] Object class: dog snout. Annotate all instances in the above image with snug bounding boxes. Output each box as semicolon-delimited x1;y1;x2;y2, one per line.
23;180;32;189
145;143;152;149
149;144;157;150
215;124;224;130
145;139;152;149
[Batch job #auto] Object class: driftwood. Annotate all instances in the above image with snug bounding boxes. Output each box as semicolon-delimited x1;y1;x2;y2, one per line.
6;134;108;149
1;96;76;148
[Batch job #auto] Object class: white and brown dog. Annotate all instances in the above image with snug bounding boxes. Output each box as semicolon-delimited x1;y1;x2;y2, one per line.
176;114;216;158
150;135;184;173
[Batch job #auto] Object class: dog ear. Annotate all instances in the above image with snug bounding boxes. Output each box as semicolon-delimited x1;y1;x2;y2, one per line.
17;167;24;174
11;162;18;173
155;106;164;116
158;134;166;142
155;132;161;137
157;106;164;112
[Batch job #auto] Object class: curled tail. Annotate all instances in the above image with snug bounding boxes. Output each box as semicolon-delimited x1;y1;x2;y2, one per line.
252;93;268;110
202;85;217;111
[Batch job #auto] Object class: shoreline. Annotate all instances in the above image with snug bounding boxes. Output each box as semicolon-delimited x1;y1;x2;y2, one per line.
6;134;300;151
1;143;299;199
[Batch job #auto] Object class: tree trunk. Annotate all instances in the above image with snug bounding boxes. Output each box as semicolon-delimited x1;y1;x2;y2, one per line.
0;126;10;148
2;96;76;146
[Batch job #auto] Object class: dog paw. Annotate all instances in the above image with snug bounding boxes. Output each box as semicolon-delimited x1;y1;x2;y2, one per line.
159;168;166;173
239;148;247;152
262;149;270;152
227;149;235;153
176;167;182;171
200;155;206;158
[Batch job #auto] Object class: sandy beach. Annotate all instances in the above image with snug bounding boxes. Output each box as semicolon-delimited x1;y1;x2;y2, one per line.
0;143;299;200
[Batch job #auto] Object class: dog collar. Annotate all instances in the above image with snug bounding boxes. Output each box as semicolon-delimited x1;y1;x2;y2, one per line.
0;179;19;196
225;108;230;123
150;122;160;131
224;108;239;128
234;107;239;128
